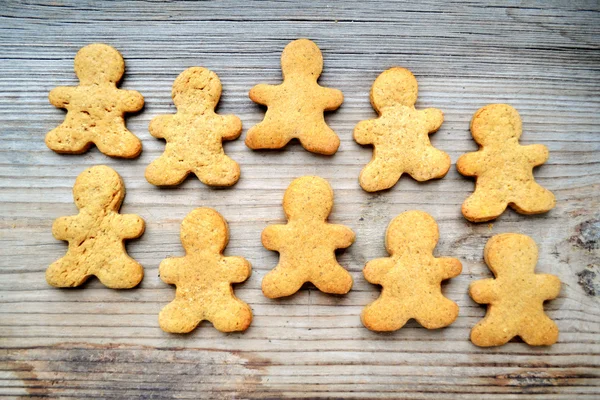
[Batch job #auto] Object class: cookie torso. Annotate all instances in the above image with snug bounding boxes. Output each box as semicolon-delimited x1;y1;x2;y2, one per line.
473;141;538;194
370;106;439;161
167;251;247;314
270;219;351;282
379;253;444;304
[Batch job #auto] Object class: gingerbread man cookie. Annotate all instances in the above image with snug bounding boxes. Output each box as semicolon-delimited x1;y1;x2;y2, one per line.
361;211;462;331
261;176;355;298
457;104;556;222
246;39;344;155
46;44;144;158
146;67;242;187
46;166;145;288
354;67;450;192
470;233;561;346
159;208;252;333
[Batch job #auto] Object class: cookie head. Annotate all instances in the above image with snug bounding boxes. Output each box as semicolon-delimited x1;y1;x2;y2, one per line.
283;176;333;221
74;44;125;85
73;165;124;211
484;233;537;276
471;104;522;146
385;211;439;254
180;207;228;253
281;39;323;80
172;67;222;111
371;67;419;112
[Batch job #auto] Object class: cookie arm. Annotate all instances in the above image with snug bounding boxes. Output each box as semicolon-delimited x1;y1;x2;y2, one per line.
48;87;75;108
148;115;175;140
159;257;183;285
223;256;252;283
219;114;243;141
438;257;462;280
524;144;549;167
469;279;497;304
261;225;286;251
456;152;482;177
537;274;561;301
51;216;76;241
321;87;344;111
363;258;395;285
249;84;276;105
115;214;145;239
420;108;444;133
353;119;377;145
121;90;145;112
329;224;356;249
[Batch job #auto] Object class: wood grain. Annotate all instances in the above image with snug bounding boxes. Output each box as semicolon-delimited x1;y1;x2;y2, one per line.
1;0;599;398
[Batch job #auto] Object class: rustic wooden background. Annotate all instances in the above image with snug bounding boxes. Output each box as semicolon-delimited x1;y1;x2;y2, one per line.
1;0;599;398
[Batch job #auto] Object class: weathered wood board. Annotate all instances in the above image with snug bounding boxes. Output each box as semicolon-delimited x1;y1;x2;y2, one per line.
1;1;599;398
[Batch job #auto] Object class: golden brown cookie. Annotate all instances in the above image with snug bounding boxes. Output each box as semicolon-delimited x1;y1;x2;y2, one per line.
159;208;252;333
146;67;242;187
354;67;449;192
261;176;355;298
457;104;556;222
46;44;144;158
361;211;462;331
246;39;344;155
469;233;561;346
46;165;145;288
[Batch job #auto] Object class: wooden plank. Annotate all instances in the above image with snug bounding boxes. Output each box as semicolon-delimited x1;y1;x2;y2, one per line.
0;0;598;398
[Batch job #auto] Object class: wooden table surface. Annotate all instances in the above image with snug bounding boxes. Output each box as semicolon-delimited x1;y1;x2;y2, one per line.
1;1;599;398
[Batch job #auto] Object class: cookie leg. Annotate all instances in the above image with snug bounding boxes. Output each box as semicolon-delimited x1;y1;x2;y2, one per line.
470;313;516;347
361;298;409;331
210;298;252;332
359;158;402;192
95;128;142;158
406;149;451;181
415;297;458;329
46;257;91;287
511;181;556;215
310;263;353;295
195;156;240;187
45;126;91;154
298;123;340;155
519;315;558;346
95;254;143;289
262;267;306;298
245;120;291;150
462;188;508;222
159;299;203;333
145;155;190;186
